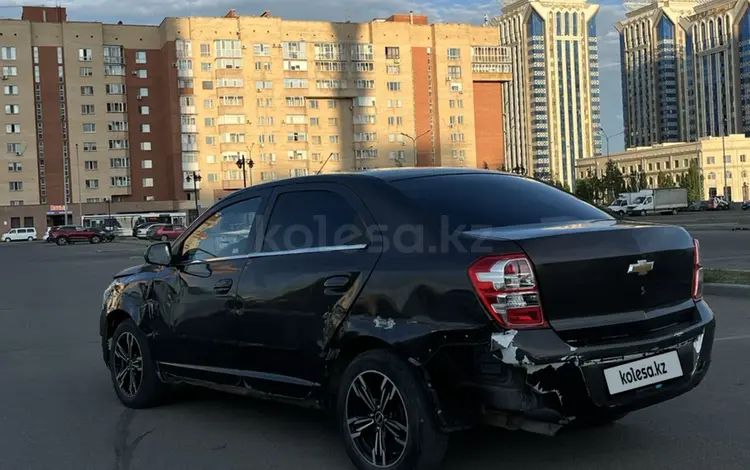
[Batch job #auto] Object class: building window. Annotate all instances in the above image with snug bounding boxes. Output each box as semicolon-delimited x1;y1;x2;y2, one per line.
8;181;23;191
84;160;98;170
139;105;150;115
447;48;461;60
200;43;211;57
79;67;93;77
206;136;216;145
136;69;147;78
387;65;400;74
386;82;401;91
105;84;125;94
79;48;93;61
85;179;99;189
5;124;20;134
110;176;131;187
141;124;151;133
135;51;147;64
142;160;153;169
81;104;95;115
142;178;154;187
140;142;152;151
447;66;462;80
106;102;127;113
83;142;97;152
6;143;22;154
109;157;130;168
138;87;148;98
82;123;96;133
8;162;22;172
4;104;20;115
385;47;400;59
1;47;17;60
202;81;213;90
3;85;19;96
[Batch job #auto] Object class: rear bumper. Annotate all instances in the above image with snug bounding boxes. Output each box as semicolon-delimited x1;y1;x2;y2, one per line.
476;299;714;421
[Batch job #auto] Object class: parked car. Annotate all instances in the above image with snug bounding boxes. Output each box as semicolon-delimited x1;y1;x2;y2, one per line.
146;224;186;241
707;196;730;210
91;227;116;243
687;200;709;211
99;169;714;470
136;223;165;240
2;227;37;242
51;226;105;245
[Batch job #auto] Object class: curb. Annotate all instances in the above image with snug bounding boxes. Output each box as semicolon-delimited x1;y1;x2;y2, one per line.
731;227;750;231
704;283;750;298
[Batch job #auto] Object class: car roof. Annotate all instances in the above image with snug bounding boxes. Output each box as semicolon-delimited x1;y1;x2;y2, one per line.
220;168;512;203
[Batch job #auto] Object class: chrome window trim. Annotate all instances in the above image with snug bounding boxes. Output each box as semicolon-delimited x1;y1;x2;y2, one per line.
186;243;369;265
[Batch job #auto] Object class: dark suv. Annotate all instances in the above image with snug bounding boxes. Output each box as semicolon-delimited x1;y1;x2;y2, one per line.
100;169;714;470
51;226;105;245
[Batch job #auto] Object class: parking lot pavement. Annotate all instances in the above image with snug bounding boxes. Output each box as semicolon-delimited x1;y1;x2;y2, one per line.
0;243;748;470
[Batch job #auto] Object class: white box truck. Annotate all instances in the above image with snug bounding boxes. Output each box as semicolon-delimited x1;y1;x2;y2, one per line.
607;191;649;215
626;188;689;216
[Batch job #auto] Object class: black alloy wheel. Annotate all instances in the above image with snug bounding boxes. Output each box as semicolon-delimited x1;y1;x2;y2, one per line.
112;331;143;399
109;319;169;408
336;349;448;470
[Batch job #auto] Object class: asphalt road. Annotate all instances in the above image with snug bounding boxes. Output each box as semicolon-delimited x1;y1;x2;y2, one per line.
0;242;748;470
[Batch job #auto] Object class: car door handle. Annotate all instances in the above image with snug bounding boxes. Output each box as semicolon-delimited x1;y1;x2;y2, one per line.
213;278;233;295
324;275;351;295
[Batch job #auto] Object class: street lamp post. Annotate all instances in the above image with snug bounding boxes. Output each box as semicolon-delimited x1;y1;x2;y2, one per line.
74;143;83;224
400;130;430;166
598;128;625;176
236;143;255;188
721;116;729;201
185;171;202;220
104;198;112;230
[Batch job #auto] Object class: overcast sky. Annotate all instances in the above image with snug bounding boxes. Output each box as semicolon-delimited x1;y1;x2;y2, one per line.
1;0;628;152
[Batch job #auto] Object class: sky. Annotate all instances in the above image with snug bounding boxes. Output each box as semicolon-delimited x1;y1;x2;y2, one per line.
1;0;628;153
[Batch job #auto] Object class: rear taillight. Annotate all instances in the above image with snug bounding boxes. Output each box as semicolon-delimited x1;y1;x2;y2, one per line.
468;254;547;329
692;239;703;300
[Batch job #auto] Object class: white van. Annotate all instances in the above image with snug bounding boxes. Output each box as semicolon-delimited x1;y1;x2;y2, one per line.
2;227;38;242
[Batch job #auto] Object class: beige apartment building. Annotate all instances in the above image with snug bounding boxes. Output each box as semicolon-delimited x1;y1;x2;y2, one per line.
0;6;512;231
576;134;750;201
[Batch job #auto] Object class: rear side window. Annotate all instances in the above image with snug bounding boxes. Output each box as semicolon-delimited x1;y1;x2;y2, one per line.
391;174;612;231
262;190;368;253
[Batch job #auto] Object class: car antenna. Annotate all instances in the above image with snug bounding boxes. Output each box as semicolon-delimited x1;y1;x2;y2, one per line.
315;152;336;175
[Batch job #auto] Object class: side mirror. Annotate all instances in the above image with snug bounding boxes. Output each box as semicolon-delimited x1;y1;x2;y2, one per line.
144;242;172;266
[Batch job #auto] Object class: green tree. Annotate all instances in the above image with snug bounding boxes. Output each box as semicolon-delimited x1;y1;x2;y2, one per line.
575;177;601;203
601;159;625;202
683;158;703;201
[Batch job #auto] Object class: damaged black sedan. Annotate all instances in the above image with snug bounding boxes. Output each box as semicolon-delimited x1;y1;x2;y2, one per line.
99;168;714;470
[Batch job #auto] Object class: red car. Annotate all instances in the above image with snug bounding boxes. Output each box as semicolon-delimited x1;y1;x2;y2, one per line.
147;224;185;241
50;226;106;245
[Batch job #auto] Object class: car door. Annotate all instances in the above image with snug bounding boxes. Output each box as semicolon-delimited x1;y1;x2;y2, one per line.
153;192;269;384
234;182;382;398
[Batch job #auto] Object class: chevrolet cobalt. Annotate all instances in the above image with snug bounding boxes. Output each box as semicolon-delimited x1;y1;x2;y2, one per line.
100;168;714;470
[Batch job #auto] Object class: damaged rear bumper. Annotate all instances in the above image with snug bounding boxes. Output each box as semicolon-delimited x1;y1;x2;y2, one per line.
476;299;715;421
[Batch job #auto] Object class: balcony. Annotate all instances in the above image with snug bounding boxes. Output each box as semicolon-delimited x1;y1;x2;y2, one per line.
178;68;194;78
181;142;198;152
471;45;512;82
182;160;199;172
180;105;196;115
181;124;197;133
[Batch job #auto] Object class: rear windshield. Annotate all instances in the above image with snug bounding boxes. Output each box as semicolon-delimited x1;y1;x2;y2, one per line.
390;173;612;230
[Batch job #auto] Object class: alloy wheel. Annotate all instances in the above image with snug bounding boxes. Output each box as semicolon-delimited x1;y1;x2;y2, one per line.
113;332;143;399
345;370;409;468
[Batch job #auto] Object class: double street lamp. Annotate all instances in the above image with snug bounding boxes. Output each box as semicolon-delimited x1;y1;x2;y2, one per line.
185;171;202;218
235;155;255;188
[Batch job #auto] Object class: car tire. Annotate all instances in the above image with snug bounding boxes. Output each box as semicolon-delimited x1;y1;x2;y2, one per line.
640;210;647;216
336;349;448;470
160;235;169;242
671;208;678;215
90;235;101;244
27;236;33;241
109;318;169;409
4;238;10;243
56;237;68;246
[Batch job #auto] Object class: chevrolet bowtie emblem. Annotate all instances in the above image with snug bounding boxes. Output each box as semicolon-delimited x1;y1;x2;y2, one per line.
628;259;654;276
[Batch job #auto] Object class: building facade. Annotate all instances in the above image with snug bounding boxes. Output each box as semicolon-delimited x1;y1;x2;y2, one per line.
492;0;601;188
618;0;750;157
616;1;697;148
0;6;512;231
575;134;750;201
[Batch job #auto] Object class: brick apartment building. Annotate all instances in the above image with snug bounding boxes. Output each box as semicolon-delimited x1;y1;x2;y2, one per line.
0;6;511;231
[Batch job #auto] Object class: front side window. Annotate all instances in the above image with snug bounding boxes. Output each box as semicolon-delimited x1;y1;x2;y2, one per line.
181;197;262;262
261;190;368;253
